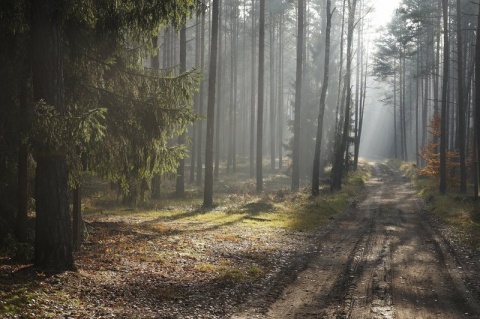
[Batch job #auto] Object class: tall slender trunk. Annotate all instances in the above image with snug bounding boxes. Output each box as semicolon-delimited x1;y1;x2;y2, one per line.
190;17;201;184
196;10;206;186
232;0;238;172
456;0;467;193
151;35;162;199
312;0;333;195
256;0;266;192
269;16;276;171
332;0;357;191
292;0;304;192
475;2;480;199
278;13;284;170
203;0;220;207
214;0;223;179
394;58;398;159
439;0;449;194
176;24;187;197
250;0;256;178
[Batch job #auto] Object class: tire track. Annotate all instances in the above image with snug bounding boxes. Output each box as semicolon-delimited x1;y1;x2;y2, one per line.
232;162;480;319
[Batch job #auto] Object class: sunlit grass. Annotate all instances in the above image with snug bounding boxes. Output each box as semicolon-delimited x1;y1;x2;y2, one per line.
85;160;371;233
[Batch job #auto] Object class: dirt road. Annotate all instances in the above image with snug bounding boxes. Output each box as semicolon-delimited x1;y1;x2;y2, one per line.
233;162;480;319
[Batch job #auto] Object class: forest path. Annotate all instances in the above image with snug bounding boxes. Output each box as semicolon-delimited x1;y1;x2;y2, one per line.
233;162;480;319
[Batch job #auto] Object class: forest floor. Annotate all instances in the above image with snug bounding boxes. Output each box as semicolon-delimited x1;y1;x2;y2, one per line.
2;161;480;318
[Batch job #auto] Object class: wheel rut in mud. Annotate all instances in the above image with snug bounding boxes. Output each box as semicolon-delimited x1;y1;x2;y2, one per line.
233;162;480;319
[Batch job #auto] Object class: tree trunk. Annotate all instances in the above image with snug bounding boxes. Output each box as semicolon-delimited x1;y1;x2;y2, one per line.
176;24;187;197
190;16;201;184
269;15;276;171
439;0;449;194
196;9;206;186
292;0;304;192
456;0;467;193
475;1;480;199
312;0;333;196
256;0;266;192
214;0;223;180
32;0;74;270
331;0;356;191
151;35;162;199
16;143;28;243
204;0;220;207
250;0;256;178
72;186;82;251
15;58;30;243
277;13;284;170
394;58;398;159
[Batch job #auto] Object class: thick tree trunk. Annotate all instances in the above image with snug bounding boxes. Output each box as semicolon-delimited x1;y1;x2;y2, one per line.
32;0;74;270
204;0;220;207
292;0;304;192
312;0;333;196
256;0;265;193
16;144;28;243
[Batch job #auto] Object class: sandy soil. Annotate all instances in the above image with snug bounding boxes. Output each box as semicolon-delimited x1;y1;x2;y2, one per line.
233;162;480;319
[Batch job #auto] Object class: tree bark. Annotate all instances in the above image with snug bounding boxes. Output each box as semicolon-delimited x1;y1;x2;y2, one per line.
196;10;206;186
439;0;449;194
456;0;467;193
292;0;304;192
176;24;187;197
250;0;257;178
32;0;74;270
256;0;266;193
269;15;276;171
72;186;82;250
331;0;356;191
475;1;480;199
312;0;333;196
204;0;220;207
151;35;162;199
277;13;284;170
